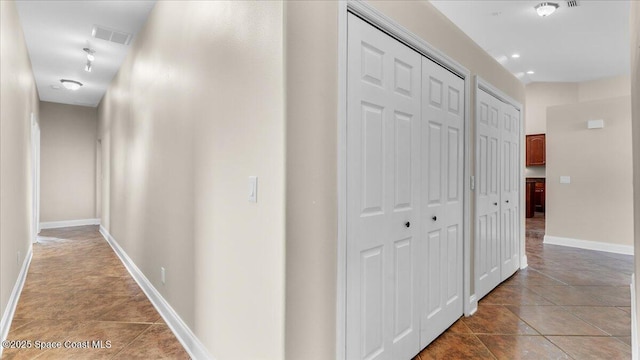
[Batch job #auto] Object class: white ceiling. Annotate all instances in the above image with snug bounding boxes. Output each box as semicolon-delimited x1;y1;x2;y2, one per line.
430;0;630;84
15;0;156;107
14;0;630;106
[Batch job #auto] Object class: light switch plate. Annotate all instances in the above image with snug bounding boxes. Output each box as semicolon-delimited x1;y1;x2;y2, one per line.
248;176;258;203
560;176;571;184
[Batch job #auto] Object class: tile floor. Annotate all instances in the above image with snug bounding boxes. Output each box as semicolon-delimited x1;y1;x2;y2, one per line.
2;225;189;359
3;213;634;359
414;212;633;360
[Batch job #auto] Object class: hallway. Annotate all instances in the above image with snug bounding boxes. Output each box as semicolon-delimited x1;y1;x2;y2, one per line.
414;217;633;359
3;226;189;359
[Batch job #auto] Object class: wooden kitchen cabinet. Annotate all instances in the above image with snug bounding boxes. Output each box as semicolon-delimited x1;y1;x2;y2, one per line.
534;181;545;212
526;181;535;218
526;178;545;215
526;134;545;166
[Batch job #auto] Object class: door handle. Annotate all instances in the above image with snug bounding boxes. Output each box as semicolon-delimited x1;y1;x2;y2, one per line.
405;221;410;228
493;202;498;206
432;216;437;221
506;200;510;203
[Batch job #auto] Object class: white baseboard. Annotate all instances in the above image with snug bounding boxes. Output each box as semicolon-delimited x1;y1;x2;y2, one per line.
468;294;478;316
99;226;213;360
632;274;638;360
520;255;528;269
40;218;100;230
0;246;33;357
543;235;634;255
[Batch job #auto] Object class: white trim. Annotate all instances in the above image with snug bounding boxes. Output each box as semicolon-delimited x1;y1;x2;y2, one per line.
336;2;348;360
543;235;634;255
40;218;100;229
462;54;472;317
337;1;473;358
99;226;213;360
632;274;638;360
0;246;33;357
475;78;523;111
468;294;478;316
30;113;41;243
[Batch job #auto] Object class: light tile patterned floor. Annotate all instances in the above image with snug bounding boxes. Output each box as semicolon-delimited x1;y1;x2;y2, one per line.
414;212;633;360
3;225;189;359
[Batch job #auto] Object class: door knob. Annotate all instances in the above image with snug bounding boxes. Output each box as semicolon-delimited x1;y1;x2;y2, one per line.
506;200;510;203
432;216;437;221
493;202;498;206
405;222;410;228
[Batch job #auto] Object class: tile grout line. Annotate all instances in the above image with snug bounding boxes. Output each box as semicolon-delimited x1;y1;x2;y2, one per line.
109;323;154;359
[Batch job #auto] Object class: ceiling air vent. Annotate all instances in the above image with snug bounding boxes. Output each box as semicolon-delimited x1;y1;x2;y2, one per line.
566;0;579;8
92;25;132;45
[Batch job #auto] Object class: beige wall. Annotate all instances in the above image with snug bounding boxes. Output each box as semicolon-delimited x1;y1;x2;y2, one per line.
284;1;524;359
578;75;631;103
546;96;633;246
525;82;578;135
0;0;38;322
39;102;97;223
630;0;640;340
98;1;284;359
284;2;339;359
524;78;631;178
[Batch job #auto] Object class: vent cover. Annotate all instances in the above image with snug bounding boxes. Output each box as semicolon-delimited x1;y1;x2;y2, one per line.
566;0;579;8
92;25;132;45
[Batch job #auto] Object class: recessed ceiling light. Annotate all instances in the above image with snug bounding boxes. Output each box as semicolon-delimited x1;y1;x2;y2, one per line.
511;53;521;59
527;70;535;75
535;2;559;17
85;62;92;73
60;79;83;91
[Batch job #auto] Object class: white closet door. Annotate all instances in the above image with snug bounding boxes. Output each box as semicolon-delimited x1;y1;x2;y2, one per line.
346;14;422;360
420;58;464;347
475;89;502;300
500;104;520;280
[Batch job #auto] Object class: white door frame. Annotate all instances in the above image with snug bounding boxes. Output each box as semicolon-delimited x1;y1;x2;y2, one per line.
30;113;40;242
337;2;472;359
474;76;527;274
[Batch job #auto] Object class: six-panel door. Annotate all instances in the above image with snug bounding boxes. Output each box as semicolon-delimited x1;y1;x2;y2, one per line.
346;13;520;360
475;88;521;300
347;14;422;360
420;57;464;348
346;14;467;360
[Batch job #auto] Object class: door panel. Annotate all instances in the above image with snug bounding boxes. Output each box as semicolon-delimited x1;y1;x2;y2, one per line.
347;14;422;360
420;57;464;347
475;89;502;300
500;104;520;280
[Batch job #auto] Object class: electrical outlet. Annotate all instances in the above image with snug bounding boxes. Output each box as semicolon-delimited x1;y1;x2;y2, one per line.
161;267;166;285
